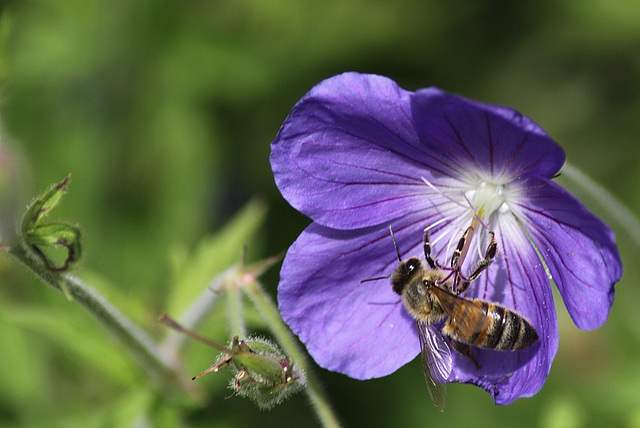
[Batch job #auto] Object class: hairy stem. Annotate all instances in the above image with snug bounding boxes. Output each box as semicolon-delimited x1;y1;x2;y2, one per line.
243;279;342;428
561;162;640;249
8;242;181;386
226;270;247;338
160;272;224;359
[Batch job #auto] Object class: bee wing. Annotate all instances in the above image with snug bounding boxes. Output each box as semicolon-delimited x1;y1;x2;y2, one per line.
417;321;452;411
430;285;491;337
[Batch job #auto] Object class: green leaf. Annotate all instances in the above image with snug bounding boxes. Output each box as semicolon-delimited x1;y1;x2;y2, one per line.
167;198;268;316
24;222;82;272
57;388;158;428
25;222;80;246
20;174;71;234
4;304;142;387
0;313;50;414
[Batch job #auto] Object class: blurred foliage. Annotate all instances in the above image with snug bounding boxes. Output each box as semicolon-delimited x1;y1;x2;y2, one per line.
0;0;638;427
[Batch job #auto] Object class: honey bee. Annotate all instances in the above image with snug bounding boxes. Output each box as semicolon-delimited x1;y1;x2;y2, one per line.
390;224;538;410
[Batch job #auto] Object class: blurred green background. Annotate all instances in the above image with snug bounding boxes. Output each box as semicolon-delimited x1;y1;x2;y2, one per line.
0;0;638;427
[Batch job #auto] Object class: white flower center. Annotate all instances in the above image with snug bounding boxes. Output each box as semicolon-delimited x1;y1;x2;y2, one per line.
421;173;526;276
464;180;511;222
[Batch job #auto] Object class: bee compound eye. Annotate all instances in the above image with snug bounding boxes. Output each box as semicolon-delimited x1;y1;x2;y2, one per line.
401;258;422;279
402;261;414;276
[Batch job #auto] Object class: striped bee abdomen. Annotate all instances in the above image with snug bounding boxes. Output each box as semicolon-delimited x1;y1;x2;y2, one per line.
478;302;538;351
443;299;538;352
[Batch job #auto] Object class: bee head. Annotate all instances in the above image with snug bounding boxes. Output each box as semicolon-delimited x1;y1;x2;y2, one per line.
391;257;423;295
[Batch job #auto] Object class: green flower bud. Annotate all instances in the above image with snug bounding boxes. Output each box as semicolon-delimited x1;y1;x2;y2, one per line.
160;315;306;410
221;336;306;410
19;174;82;273
21;174;70;234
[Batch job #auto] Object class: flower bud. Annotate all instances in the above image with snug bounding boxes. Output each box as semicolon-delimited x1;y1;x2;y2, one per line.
160;315;306;410
194;336;306;410
226;336;306;410
20;174;82;273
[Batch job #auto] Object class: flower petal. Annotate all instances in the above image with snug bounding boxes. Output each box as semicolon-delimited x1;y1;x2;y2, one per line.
516;178;621;330
278;212;437;379
410;88;565;182
270;72;437;230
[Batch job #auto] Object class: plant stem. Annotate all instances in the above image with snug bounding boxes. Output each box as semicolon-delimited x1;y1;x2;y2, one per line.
225;269;247;338
561;162;640;250
8;242;179;385
160;271;224;359
243;279;342;428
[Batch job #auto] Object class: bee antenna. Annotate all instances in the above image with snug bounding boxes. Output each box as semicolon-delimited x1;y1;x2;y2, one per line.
360;225;400;284
360;275;390;283
389;225;402;263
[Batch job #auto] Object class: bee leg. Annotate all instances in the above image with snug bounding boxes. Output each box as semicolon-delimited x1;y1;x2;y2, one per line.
423;229;437;269
450;341;482;370
458;232;497;295
448;227;476;293
449;227;473;271
467;347;481;371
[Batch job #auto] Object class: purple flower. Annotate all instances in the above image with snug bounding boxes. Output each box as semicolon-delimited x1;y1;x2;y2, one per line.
270;72;622;405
